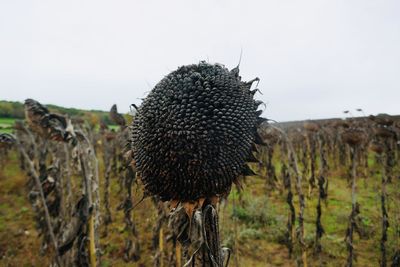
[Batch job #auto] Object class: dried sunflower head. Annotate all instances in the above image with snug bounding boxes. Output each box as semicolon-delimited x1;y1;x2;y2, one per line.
110;104;126;127
24;99;76;144
0;133;16;149
131;62;265;201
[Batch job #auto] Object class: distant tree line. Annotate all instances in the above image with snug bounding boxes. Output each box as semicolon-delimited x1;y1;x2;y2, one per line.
0;101;25;118
0;100;114;125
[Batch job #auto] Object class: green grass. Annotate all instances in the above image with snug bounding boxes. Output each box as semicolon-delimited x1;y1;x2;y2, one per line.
0;117;120;134
0;117;16;133
108;125;119;131
1;145;399;266
0;117;16;124
94;124;120;132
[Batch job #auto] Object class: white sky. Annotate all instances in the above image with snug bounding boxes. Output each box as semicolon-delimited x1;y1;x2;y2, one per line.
1;0;399;121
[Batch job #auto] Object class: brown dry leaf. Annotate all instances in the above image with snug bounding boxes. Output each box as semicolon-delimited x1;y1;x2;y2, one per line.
233;177;243;190
134;172;140;180
210;196;220;206
169;199;180;210
183;201;197;220
130;159;136;169
198;197;206;209
123;150;132;162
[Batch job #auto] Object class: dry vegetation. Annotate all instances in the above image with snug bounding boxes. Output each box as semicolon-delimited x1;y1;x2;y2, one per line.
0;75;400;266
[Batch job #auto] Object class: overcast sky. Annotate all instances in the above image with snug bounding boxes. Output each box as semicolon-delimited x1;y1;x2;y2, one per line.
1;0;399;121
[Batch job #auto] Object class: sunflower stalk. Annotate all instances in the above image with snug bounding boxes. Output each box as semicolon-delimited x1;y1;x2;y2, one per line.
16;139;63;267
271;125;307;267
315;132;327;255
78;145;97;267
379;153;389;267
169;201;224;267
345;146;358;267
282;163;296;257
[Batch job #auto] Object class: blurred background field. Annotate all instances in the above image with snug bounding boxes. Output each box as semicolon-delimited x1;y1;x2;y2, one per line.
1;105;399;266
